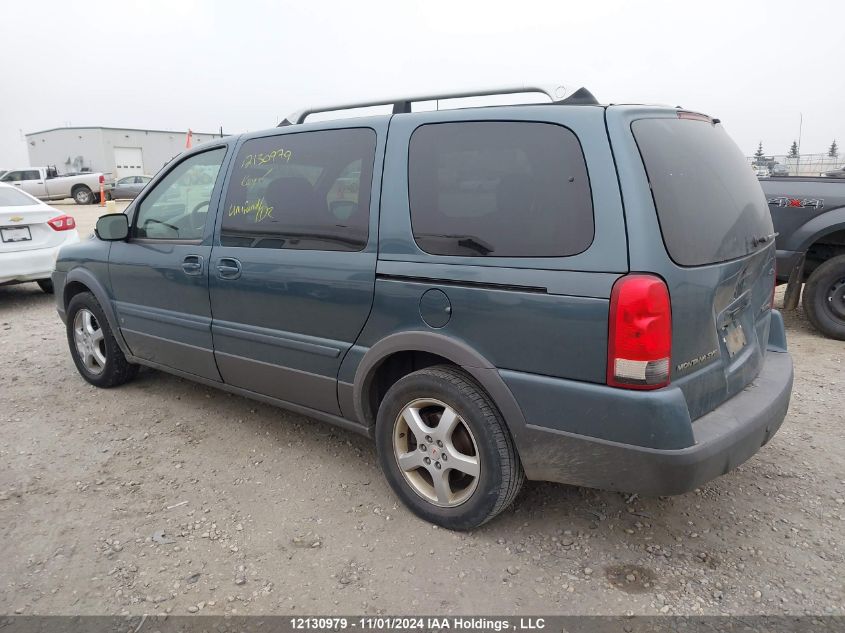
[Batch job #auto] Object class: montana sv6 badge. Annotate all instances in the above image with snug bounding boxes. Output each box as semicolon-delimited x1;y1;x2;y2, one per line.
676;349;719;373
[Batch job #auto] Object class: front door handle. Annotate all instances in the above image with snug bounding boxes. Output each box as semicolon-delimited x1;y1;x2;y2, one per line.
181;254;204;276
216;257;242;279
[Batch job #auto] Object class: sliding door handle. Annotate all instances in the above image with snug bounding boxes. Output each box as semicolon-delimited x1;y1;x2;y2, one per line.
216;258;242;279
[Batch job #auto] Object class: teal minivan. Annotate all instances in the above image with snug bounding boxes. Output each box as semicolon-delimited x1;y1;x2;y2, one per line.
53;85;793;529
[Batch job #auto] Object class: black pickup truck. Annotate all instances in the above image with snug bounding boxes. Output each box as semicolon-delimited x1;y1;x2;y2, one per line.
761;177;845;339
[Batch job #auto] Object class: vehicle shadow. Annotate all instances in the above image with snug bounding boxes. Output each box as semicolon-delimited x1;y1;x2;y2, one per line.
45;287;812;548
779;301;819;338
0;283;55;312
121;365;708;541
775;286;825;339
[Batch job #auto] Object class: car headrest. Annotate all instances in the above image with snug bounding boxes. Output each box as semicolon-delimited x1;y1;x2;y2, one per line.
263;177;323;223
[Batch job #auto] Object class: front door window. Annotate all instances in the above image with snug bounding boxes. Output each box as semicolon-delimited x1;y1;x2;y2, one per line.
134;148;226;240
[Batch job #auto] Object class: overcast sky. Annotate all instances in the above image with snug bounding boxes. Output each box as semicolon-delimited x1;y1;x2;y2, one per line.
1;0;843;167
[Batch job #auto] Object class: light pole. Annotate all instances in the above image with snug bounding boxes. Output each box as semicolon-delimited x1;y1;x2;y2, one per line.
796;112;802;175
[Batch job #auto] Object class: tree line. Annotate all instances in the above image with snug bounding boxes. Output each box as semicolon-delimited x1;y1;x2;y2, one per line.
754;140;838;160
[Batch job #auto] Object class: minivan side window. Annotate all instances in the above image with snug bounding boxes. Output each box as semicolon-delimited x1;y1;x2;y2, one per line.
221;128;376;251
134;147;226;240
408;121;594;258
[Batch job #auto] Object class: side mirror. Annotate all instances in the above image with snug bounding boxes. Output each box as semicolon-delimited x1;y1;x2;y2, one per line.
95;213;129;241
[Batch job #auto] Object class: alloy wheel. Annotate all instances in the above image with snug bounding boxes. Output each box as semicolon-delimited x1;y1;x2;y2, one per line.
73;308;107;375
392;398;480;507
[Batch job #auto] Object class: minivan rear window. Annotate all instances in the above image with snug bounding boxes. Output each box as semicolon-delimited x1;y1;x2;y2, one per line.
632;117;773;267
408;121;594;258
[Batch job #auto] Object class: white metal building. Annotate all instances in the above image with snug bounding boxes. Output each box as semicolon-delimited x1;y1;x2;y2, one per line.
24;126;224;180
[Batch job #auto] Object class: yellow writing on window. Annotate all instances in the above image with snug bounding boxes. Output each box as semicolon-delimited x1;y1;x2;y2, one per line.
241;167;274;188
228;198;274;222
241;149;292;169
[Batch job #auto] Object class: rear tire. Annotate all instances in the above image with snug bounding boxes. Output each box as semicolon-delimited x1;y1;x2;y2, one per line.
375;365;524;530
72;186;93;205
66;291;138;387
37;279;54;294
802;255;845;340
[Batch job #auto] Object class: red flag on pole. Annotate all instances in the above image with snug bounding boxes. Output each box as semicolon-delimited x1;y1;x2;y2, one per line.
185;129;193;149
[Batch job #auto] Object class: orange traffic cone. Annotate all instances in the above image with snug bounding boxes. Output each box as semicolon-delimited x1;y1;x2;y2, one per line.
185;129;193;149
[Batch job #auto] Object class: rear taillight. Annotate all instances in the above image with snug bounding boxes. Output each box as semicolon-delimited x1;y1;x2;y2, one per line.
47;215;76;231
607;274;672;390
99;174;105;184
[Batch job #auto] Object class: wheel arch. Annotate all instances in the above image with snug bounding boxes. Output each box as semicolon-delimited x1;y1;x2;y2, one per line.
789;208;845;255
63;268;132;357
70;183;92;195
804;227;845;271
352;331;527;439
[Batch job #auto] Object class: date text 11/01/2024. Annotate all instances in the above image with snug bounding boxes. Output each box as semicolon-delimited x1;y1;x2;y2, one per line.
290;618;548;631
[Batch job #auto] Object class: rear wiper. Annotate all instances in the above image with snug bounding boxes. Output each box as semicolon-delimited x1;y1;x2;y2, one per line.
456;236;494;256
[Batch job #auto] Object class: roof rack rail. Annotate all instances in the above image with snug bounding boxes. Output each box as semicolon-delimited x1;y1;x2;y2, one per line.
278;84;598;126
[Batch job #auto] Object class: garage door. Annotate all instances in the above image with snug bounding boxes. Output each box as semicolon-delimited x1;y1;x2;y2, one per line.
114;147;144;179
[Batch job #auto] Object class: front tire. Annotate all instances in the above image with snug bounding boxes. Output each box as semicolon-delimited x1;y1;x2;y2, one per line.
73;186;93;205
375;365;524;530
66;292;138;387
802;254;845;340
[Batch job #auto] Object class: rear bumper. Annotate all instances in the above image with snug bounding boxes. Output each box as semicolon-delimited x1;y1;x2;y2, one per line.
510;349;793;495
0;234;79;285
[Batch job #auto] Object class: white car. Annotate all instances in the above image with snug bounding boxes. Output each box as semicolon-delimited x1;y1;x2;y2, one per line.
0;183;79;293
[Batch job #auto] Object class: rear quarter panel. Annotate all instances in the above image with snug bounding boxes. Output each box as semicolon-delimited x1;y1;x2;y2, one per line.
344;105;628;391
606;106;777;421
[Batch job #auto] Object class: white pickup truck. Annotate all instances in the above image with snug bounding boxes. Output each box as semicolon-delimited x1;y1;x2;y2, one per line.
0;166;113;205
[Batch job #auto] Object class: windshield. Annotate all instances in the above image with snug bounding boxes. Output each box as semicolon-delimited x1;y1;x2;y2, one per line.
0;187;39;206
633;117;773;266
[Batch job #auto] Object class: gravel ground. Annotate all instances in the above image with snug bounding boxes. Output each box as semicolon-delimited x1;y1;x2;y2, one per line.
1;202;843;616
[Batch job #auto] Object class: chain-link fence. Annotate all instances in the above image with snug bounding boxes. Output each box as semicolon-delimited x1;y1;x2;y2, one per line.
747;152;843;176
